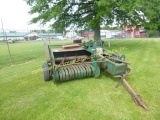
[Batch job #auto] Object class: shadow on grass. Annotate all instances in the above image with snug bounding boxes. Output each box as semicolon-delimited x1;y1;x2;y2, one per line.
53;76;96;85
100;70;120;82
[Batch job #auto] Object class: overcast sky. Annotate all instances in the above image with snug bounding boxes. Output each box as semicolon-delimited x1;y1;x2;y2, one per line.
0;0;46;31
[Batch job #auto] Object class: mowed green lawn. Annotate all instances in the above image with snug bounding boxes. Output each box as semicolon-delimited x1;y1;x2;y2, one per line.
0;39;160;120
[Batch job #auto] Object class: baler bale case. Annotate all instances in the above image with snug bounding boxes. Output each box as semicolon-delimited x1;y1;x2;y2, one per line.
42;40;147;110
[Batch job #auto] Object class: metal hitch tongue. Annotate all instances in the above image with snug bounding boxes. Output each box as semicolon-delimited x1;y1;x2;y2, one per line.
120;76;148;110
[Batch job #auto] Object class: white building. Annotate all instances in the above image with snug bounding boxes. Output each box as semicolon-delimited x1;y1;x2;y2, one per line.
65;31;78;39
100;30;122;39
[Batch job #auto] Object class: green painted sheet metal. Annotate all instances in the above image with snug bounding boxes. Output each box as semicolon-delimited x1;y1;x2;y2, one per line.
91;59;100;77
107;60;127;76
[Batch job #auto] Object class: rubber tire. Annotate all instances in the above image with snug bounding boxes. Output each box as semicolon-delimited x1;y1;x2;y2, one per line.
42;62;51;81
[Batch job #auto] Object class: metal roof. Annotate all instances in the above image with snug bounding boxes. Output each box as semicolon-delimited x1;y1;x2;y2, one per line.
0;32;63;37
39;33;62;36
0;32;62;37
0;32;28;37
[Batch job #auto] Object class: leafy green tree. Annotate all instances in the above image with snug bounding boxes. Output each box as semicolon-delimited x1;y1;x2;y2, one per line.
101;25;121;30
25;0;159;41
134;0;160;32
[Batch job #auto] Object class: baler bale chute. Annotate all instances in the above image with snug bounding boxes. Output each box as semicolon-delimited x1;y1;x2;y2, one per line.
42;40;147;110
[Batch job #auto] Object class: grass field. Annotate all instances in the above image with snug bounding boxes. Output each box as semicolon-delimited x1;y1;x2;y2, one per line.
0;39;160;120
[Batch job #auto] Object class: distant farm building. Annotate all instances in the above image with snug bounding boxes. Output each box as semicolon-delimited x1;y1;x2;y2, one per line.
24;32;39;40
0;32;28;41
0;31;63;41
41;33;62;39
100;30;123;39
81;30;94;39
123;24;147;38
24;32;63;40
81;30;123;39
65;31;78;39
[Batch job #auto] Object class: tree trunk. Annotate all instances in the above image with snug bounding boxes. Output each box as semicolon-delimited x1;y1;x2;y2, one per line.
94;22;101;42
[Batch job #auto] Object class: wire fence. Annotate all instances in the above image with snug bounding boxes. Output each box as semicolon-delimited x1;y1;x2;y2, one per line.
0;28;160;70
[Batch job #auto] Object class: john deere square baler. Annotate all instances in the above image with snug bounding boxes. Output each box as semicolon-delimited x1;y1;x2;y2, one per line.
42;40;147;110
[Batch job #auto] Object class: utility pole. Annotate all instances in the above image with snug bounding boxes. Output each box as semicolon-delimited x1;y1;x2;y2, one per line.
1;18;13;66
27;25;30;41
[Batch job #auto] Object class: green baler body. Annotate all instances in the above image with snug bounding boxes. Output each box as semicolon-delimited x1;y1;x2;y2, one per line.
43;41;130;82
106;60;128;76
